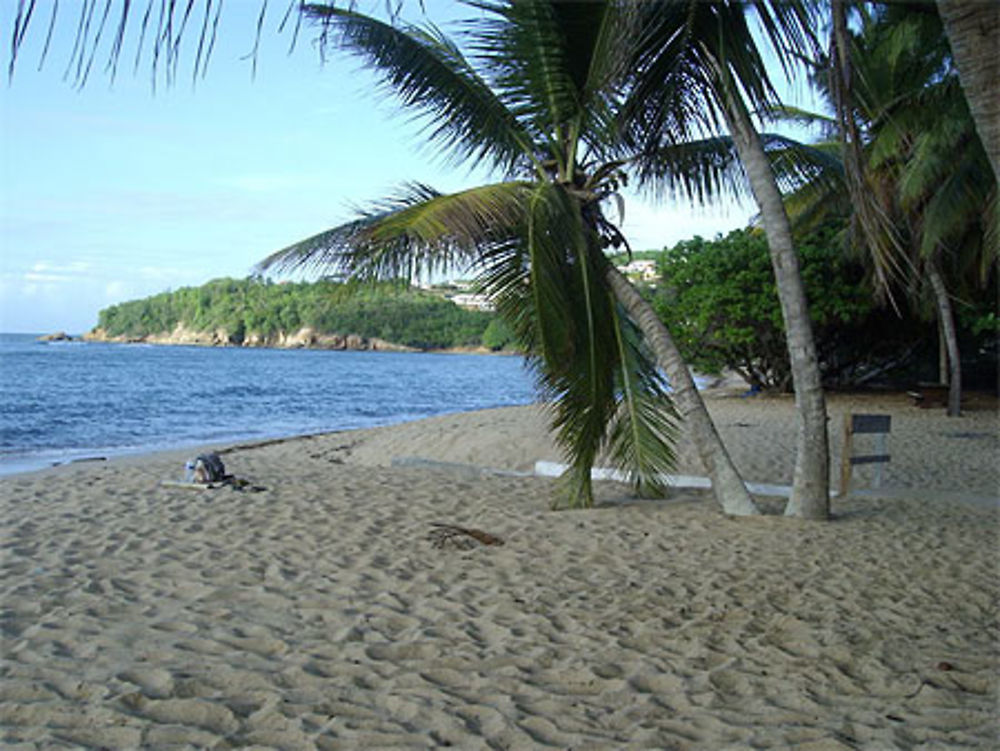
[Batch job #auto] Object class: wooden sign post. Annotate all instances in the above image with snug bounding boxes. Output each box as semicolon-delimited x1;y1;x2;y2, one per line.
839;413;891;497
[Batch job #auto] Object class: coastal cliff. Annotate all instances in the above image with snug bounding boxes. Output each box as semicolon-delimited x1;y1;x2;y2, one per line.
83;324;417;352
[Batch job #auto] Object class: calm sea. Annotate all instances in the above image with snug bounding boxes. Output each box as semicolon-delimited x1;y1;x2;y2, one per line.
0;333;536;475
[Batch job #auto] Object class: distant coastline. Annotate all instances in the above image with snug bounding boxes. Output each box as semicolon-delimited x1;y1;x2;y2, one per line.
83;324;417;352
79;325;503;355
86;277;517;353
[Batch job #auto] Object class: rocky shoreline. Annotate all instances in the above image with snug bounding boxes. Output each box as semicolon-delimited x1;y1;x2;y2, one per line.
79;324;495;355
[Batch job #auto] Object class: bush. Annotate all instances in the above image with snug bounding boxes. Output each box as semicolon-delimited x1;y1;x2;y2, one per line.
653;227;901;390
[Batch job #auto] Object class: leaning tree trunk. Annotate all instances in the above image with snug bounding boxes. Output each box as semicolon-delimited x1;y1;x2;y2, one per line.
721;94;831;520
926;258;962;417
606;266;760;516
938;318;949;386
937;1;1000;183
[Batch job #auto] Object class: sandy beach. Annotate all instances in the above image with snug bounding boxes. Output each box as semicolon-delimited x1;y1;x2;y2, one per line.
1;391;997;749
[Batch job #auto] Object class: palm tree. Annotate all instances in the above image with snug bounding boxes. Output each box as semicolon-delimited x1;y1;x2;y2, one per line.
258;1;765;514
621;1;831;519
853;5;996;417
780;3;996;417
936;1;1000;183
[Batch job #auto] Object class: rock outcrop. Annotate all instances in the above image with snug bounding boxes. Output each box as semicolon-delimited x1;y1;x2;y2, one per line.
38;332;74;342
82;325;418;353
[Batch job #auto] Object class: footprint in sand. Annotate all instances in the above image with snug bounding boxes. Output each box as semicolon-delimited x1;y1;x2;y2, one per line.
708;667;756;697
117;666;175;699
364;641;440;662
118;693;239;736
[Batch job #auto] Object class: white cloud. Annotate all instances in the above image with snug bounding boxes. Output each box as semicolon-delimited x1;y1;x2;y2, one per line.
104;281;129;299
24;272;73;284
30;260;92;274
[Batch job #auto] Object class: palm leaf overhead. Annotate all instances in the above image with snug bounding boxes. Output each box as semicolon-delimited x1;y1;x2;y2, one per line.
304;4;537;175
619;1;816;153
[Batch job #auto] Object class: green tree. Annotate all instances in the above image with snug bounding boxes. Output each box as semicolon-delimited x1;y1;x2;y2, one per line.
655;227;879;390
262;1;845;517
481;317;516;351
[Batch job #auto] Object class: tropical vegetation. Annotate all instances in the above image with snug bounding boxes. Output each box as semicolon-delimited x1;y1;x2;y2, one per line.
650;224;996;390
655;227;874;390
782;2;997;416
94;277;501;351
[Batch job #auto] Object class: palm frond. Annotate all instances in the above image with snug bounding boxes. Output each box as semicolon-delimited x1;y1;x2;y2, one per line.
256;181;532;280
766;136;844;193
782;163;850;237
634;131;839;205
767;105;839;140
528;195;607;508
467;0;634;170
303;4;535;174
620;1;820;204
617;2;724;149
604;285;678;498
917;154;992;260
511;181;678;509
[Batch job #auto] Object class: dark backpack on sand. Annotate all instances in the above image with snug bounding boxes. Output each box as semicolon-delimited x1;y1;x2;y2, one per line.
190;453;228;483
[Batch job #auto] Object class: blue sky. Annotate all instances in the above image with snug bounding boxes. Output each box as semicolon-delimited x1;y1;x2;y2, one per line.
1;1;771;334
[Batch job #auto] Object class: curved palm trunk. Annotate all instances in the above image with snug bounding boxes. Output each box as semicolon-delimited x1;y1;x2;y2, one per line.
606;266;760;516
721;97;831;520
938;318;949;385
926;258;962;417
937;1;1000;182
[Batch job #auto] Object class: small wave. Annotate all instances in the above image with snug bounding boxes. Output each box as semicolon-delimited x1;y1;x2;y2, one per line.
190;384;274;400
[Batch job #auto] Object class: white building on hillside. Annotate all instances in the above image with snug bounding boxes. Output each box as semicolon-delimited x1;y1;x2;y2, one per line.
621;259;659;282
451;293;495;312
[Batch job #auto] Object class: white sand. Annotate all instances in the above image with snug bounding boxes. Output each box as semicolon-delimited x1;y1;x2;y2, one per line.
1;393;997;749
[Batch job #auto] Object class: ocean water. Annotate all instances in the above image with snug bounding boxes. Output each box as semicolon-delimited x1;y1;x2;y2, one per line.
0;333;536;475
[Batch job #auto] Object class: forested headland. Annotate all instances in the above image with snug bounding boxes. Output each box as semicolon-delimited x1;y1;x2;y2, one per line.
86;278;515;352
